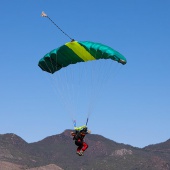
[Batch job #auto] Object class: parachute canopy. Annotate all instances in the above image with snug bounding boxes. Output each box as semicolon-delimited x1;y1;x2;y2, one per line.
38;41;127;74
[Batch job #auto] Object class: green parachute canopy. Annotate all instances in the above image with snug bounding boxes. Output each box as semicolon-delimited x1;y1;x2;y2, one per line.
38;41;127;74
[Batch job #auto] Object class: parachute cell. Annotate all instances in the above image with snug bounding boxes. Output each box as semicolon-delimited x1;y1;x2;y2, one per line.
38;41;127;74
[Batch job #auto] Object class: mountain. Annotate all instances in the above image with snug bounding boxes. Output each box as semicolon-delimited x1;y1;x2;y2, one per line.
27;164;63;170
144;139;170;152
0;131;169;170
0;161;24;170
0;162;63;170
144;139;170;168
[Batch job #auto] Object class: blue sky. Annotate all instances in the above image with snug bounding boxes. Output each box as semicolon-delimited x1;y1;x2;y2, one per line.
0;0;170;148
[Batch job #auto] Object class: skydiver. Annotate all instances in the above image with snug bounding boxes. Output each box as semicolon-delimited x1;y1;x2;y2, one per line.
71;125;91;156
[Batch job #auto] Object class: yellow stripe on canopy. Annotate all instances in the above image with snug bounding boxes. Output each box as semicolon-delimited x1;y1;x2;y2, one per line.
65;41;96;61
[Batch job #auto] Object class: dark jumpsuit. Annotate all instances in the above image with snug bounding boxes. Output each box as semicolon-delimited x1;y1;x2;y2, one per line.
71;130;88;152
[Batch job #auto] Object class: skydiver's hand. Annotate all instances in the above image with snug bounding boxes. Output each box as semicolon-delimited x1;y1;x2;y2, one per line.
70;132;75;136
87;130;91;134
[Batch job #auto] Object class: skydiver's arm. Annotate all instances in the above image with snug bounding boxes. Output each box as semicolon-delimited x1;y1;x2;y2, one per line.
81;130;91;136
70;132;76;136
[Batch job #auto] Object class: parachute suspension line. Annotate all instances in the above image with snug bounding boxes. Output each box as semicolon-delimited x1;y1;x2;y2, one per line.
85;47;122;122
41;11;74;41
40;58;76;125
52;64;76;123
84;47;105;120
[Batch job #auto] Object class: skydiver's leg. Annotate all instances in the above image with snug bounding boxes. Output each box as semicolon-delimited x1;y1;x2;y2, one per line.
77;145;83;152
81;142;88;152
75;140;83;153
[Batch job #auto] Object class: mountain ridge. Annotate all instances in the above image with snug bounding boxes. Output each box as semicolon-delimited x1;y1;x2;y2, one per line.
0;130;169;170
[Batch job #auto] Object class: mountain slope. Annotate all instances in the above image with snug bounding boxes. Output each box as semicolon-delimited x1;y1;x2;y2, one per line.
144;139;170;168
0;161;25;170
27;164;63;170
144;139;170;152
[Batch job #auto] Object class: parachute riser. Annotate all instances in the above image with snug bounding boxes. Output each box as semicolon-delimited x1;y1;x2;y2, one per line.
73;120;76;127
86;118;89;126
72;118;88;128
